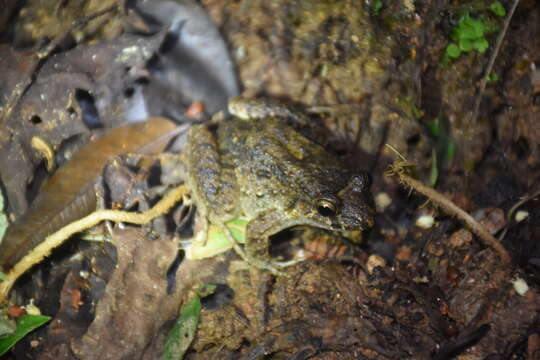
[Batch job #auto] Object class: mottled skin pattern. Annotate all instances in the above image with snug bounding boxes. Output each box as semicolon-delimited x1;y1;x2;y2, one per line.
228;97;308;125
186;97;374;273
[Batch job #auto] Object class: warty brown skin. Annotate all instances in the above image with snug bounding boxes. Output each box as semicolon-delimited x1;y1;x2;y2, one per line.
185;98;375;270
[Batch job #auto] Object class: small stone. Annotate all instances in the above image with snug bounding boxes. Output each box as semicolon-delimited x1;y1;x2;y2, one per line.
395;245;412;261
375;192;392;212
475;207;506;234
416;214;434;229
449;229;473;248
513;277;529;296
515;210;529;223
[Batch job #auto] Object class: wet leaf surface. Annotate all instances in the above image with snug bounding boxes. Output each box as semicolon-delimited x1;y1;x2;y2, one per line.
0;315;51;356
164;295;202;360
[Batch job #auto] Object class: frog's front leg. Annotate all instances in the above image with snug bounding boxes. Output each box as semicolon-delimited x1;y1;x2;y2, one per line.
244;210;304;275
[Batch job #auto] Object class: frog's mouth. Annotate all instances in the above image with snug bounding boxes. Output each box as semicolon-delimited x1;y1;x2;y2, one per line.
303;210;375;233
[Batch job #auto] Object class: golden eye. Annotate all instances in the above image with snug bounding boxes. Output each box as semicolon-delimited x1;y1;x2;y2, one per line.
316;198;337;217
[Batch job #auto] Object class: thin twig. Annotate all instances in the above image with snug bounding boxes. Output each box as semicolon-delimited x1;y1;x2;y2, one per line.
0;184;188;303
471;0;520;123
385;153;511;264
400;173;510;263
498;187;540;241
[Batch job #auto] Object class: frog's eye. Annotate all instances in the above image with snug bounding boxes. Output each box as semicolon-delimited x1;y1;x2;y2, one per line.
316;197;338;217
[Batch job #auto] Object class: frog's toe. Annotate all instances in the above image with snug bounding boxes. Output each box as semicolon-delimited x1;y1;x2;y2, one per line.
243;254;292;276
266;264;289;277
251;258;289;276
264;258;305;276
272;257;305;268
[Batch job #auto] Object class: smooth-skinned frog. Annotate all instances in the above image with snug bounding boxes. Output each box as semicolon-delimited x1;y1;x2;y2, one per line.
185;97;375;274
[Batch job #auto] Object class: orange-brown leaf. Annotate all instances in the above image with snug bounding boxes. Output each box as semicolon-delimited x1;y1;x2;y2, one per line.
0;118;177;270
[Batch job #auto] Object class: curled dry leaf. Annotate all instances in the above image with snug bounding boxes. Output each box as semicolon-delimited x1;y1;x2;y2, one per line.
0;117;177;271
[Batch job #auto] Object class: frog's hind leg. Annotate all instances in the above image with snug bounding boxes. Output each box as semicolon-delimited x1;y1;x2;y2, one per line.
186;124;238;220
228;97;309;127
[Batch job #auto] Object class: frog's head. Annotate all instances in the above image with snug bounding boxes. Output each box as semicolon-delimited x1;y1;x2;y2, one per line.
309;173;375;231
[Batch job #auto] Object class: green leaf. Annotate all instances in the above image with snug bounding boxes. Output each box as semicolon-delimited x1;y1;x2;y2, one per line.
446;43;461;58
0;272;5;281
487;72;499;83
458;15;485;39
459;38;473;52
0;318;16;338
0;315;51;356
184;218;248;260
429;149;439;186
426;118;441;137
489;1;506;17
450;28;458;42
446;139;457;162
471;19;486;38
371;0;383;15
225;218;248;244
473;37;489;53
163;296;202;360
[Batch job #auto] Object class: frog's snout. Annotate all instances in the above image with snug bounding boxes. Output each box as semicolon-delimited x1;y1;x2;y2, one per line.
335;173;376;231
362;210;376;229
338;205;375;231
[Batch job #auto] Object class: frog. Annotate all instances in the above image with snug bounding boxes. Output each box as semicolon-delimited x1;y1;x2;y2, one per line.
185;97;375;274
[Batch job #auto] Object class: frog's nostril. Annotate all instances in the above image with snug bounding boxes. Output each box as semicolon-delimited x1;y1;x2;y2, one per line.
349;173;371;192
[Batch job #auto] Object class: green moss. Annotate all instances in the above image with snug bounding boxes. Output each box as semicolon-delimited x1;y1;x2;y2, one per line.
371;0;383;15
446;43;461;58
443;0;506;62
489;1;506;17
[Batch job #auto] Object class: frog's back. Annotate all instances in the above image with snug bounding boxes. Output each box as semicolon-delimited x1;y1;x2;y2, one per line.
219;116;351;217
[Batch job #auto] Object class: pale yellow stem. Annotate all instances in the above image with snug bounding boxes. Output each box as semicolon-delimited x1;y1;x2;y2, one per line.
0;185;187;303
